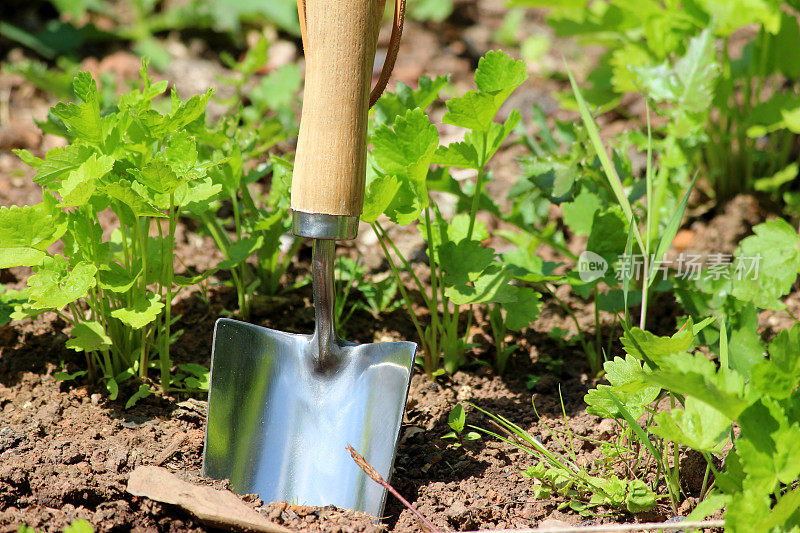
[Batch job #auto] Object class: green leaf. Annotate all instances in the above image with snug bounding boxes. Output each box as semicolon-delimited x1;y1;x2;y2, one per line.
685;493;728;522
446;262;516;304
0;287;27;327
731;218;800;309
562;189;602;236
98;262;141;293
372;108;439;185
728;304;763;378
13;147;43;167
754;163;798;193
751;325;800;399
625;479;656;513
361;174;400;223
72;71;97;102
111;293;164;329
738;399;800;493
251;64;301;110
135;160;182;194
65;321;111;352
50;72;101;142
59;153;115;207
696;0;781;36
673;28;719;114
503;286;542;330
651;396;731;451
432;142;480;170
125;383;154;409
54;369;88;382
584;355;660;419
218;235;263;270
178;363;209;391
64;519;94;533
101;177;165;218
179;178;222;213
164;131;198;176
0;193;67;260
442;91;498;132
774;13;800;78
644;351;748;420
165;89;213;131
447;214;489;243
620;323;695;365
373;75;449;126
439;239;496;286
760;485;800;531
725;487;771;531
371;108;438;224
27;257;97;310
448;404;466;433
586;206;628;279
474;50;529;96
31;144;94;187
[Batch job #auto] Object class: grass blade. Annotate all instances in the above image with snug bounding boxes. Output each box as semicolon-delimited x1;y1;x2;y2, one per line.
565;62;646;255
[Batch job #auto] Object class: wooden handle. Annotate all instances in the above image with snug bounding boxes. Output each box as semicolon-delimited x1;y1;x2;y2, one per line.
291;0;387;217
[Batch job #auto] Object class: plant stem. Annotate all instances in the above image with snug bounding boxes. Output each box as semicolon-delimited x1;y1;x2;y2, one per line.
374;221;430;308
466;131;489;241
593;284;602;372
371;223;428;370
423;205;442;376
159;195;176;392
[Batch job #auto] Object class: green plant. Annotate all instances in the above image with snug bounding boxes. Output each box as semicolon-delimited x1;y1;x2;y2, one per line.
6;62;218;402
333;256;364;336
471;400;657;515
366;51;542;377
332;256;402;336
1;0;301;68
514;0;800;202
190;40;304;319
18;518;93;533
406;0;454;22
501;73;694;374
442;404;481;447
578;214;800;526
615;315;800;531
0;286;27;328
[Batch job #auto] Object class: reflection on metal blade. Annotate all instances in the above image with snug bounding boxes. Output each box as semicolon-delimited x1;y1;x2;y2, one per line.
203;318;415;516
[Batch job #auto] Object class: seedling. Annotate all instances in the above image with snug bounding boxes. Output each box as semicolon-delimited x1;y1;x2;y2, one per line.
6;62;217;402
367;51;541;377
442;404;480;447
470;399;656;515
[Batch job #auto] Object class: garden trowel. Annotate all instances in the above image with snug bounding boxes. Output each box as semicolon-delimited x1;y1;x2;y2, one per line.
202;0;414;518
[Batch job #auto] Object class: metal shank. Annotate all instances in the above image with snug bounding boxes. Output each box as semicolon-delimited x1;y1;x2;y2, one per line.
310;238;341;371
293;211;358;240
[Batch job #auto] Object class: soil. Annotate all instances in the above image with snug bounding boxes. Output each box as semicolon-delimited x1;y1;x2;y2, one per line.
0;0;780;531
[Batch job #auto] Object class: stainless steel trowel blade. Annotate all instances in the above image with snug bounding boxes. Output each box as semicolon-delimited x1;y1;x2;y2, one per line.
202;318;416;516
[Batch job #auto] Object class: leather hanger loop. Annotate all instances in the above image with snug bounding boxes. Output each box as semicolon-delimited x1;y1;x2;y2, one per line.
296;0;405;108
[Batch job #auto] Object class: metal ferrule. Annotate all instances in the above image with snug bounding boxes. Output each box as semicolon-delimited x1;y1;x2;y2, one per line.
292;211;358;240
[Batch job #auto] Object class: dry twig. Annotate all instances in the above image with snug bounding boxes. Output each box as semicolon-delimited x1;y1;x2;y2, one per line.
346;444;442;533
